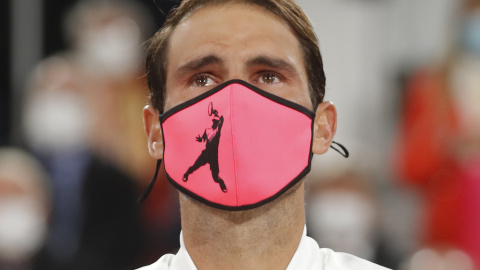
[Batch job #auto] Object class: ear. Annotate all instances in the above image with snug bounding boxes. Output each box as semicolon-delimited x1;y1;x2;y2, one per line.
143;105;163;159
312;101;337;155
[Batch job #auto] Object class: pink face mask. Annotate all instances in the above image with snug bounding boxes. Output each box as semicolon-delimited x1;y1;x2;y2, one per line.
139;80;348;210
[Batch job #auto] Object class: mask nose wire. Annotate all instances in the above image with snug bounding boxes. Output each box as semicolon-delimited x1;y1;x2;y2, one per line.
329;141;349;158
138;159;162;204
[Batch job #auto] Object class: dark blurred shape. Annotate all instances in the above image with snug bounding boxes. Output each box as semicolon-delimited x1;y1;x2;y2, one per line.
33;156;143;270
152;0;182;24
0;1;11;146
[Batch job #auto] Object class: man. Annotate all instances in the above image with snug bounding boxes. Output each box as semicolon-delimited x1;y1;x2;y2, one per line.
139;0;390;269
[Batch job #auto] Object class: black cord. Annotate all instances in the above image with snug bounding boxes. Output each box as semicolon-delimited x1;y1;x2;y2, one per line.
329;141;349;158
137;159;162;204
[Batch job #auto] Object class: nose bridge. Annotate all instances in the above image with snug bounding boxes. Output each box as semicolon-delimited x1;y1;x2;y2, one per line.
225;53;248;82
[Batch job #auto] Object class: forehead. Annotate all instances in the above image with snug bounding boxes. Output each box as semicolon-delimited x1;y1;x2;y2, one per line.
166;3;304;69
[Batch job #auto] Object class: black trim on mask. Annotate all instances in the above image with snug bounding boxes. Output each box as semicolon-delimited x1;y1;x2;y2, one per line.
160;79;315;122
138;79;349;205
159;79;314;209
164;160;312;211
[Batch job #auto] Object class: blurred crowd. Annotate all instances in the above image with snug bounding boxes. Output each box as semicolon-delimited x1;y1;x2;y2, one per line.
2;1;180;269
0;0;479;269
393;0;480;267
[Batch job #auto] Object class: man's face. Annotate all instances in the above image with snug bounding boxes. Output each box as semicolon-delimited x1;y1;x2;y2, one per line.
164;3;312;112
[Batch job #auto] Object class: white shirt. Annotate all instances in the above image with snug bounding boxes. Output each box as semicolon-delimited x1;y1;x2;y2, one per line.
136;226;390;270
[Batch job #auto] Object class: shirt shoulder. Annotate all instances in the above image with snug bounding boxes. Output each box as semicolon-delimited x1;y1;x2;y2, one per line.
135;254;175;270
320;248;391;270
287;227;391;270
136;228;390;270
135;232;197;270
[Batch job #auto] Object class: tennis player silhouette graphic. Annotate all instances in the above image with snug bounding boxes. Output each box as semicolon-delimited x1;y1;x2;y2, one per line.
183;102;227;193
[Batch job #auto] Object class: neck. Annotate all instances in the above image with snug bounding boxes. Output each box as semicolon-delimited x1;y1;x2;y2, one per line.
180;181;305;270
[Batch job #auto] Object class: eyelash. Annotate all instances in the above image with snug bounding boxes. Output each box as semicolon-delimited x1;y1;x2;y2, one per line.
190;73;216;87
189;71;284;87
255;71;283;84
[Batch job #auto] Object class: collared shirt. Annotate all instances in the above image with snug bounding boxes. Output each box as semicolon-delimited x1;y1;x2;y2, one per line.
136;226;390;270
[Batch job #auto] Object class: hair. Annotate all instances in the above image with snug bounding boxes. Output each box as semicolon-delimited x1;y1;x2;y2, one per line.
146;0;325;113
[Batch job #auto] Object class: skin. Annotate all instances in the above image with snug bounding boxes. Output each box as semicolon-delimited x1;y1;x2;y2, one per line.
143;3;337;270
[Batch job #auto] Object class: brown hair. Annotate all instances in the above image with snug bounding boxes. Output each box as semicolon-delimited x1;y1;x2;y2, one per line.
146;0;325;113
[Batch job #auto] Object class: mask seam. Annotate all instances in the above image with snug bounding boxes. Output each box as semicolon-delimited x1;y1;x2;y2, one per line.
229;86;240;206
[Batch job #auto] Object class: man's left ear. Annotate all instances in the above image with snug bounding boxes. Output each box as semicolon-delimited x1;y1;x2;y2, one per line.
312;101;337;154
143;104;164;159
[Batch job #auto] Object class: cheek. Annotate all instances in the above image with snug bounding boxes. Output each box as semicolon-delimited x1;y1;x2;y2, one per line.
162;95;175;112
163;86;208;112
163;89;187;112
300;90;314;110
163;76;191;112
282;68;312;109
282;87;313;110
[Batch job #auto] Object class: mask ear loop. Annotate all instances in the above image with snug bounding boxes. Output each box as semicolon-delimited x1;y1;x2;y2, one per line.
330;141;349;158
137;159;162;204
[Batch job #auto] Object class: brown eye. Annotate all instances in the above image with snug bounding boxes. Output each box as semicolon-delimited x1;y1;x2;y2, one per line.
195;76;208;86
193;75;214;87
259;73;280;84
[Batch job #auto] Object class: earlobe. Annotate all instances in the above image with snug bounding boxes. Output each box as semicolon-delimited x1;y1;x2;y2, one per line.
143;105;164;159
312;101;337;155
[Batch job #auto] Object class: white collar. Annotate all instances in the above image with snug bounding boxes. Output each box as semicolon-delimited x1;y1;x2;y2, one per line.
168;232;197;269
286;225;319;269
287;226;390;269
139;225;390;270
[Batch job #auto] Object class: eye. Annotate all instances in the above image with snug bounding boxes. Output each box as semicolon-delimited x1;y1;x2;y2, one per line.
258;72;281;84
192;74;216;87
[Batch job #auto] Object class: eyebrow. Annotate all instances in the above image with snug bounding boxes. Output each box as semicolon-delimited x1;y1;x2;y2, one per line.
174;54;299;79
246;56;298;76
175;54;224;77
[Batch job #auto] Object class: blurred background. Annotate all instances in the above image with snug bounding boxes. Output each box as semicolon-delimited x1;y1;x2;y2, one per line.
0;0;479;269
